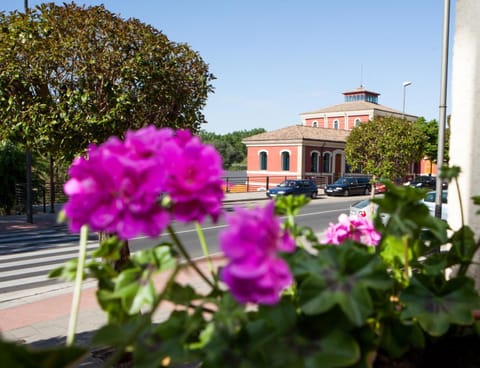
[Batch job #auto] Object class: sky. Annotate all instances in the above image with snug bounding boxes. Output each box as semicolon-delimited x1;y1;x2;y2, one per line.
1;0;454;134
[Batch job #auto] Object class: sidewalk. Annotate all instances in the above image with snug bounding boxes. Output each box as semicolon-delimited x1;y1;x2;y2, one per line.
0;191;267;366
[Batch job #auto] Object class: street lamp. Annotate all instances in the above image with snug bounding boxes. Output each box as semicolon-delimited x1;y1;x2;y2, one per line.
402;81;412;117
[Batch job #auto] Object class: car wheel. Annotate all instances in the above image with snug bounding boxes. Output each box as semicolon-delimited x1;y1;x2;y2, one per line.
311;191;317;199
344;189;350;197
364;187;370;195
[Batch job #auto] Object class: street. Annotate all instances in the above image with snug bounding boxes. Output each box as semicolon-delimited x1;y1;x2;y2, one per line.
0;195;365;304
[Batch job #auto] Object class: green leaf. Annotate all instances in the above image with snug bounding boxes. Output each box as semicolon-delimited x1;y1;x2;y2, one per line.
379;318;425;358
48;258;79;281
447;226;479;275
400;275;480;336
0;339;87;368
163;282;205;305
298;242;392;326
305;330;361;368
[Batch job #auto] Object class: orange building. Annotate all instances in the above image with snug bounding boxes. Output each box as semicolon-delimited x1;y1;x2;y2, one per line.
243;87;431;190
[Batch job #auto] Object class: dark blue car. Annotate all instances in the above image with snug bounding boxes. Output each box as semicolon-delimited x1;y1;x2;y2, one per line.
324;176;371;196
266;179;318;199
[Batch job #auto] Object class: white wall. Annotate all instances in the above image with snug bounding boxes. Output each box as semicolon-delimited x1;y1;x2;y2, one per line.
448;0;480;234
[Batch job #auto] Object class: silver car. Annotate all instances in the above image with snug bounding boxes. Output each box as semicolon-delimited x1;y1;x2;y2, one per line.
349;198;388;223
421;190;448;220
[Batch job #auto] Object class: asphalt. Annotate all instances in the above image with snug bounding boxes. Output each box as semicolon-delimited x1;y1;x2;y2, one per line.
0;191;269;367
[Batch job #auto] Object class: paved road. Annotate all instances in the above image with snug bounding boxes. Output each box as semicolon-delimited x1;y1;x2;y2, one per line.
0;195;364;305
0;226;99;303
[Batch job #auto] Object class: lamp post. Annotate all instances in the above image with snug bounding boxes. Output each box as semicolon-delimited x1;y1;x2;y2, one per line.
402;81;412;118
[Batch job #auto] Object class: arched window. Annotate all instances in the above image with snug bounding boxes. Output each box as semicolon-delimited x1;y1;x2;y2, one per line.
311;152;318;172
281;151;290;171
323;152;331;172
333;120;339;129
354;118;361;127
312;121;318;128
259;151;267;170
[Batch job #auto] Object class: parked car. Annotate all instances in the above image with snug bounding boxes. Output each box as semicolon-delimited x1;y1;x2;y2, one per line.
266;179;318;199
421;190;448;220
324;176;371;196
374;181;387;194
406;175;437;190
349;198;389;223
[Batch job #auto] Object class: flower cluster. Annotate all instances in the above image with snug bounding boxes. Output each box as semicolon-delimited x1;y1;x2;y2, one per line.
219;201;295;305
63;126;224;240
322;213;380;246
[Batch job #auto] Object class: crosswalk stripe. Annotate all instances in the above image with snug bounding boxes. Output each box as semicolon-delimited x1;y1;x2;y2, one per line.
0;229;102;301
0;243;98;262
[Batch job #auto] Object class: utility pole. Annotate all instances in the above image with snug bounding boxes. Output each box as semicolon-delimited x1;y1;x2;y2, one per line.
24;0;33;224
434;0;450;219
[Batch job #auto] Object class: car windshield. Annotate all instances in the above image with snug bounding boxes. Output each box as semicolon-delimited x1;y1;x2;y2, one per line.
333;178;350;185
424;191;448;203
352;199;370;209
278;180;296;187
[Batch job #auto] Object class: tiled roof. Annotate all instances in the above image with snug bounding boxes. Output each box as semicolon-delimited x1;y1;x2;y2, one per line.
242;125;350;143
300;101;404;115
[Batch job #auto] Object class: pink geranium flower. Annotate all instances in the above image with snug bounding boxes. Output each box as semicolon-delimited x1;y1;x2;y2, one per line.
322;214;381;246
219;202;295;305
161;129;225;223
64;130;172;240
63;125;225;240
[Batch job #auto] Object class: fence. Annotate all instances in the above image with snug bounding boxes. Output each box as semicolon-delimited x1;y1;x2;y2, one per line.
15;183;67;214
13;175;330;214
223;175;329;193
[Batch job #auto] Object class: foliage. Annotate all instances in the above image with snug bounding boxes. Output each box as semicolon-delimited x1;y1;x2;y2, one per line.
345;116;426;180
0;140;26;214
413;117;450;167
2;125;480;367
199;128;265;170
0;2;214;161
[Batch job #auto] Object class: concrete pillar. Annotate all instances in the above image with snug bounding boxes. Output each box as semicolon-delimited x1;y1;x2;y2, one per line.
449;0;480;285
448;0;480;234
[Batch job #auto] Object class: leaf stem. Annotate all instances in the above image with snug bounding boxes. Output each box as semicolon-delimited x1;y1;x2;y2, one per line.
66;224;89;346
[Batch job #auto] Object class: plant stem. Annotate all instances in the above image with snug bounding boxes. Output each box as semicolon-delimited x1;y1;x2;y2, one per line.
403;236;409;281
455;178;465;227
167;225;216;289
195;222;215;277
66;224;88;346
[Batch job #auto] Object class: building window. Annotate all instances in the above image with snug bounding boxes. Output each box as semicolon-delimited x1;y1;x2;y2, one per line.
311;152;318;172
259;151;267;170
354;118;361;127
281;151;290;171
323;152;331;172
333;120;339;129
312;121;318;128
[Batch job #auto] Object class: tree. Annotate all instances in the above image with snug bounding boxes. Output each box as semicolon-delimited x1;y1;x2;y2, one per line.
199;128;265;169
0;2;215;267
345;117;426;182
0;141;26;214
0;3;215;161
413;117;450;173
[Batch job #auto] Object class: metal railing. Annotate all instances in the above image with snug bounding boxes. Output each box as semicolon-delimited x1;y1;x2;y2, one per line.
12;175;331;214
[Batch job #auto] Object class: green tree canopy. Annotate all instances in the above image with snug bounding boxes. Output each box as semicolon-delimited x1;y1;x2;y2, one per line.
0;140;26;214
413;117;450;166
345;117;426;180
199;128;266;170
0;2;215;161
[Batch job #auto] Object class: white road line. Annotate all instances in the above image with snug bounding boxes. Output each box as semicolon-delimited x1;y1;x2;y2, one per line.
0;242;98;260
